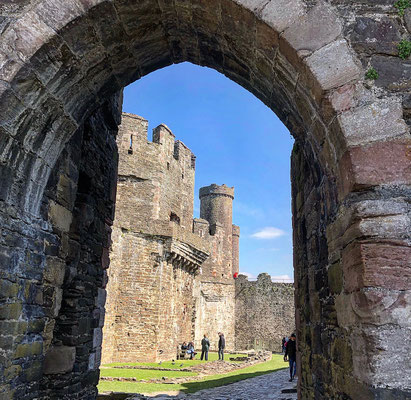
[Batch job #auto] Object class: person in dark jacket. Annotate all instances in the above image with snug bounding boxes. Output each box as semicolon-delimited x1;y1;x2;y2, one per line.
201;334;210;361
218;332;225;361
284;333;296;381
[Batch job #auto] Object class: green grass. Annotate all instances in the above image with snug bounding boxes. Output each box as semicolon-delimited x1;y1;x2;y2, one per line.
98;354;287;394
103;352;247;369
100;368;197;380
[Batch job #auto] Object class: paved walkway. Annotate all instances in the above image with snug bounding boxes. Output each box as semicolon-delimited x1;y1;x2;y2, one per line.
131;369;298;400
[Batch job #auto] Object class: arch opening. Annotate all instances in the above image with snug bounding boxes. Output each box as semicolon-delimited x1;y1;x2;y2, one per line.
0;1;409;399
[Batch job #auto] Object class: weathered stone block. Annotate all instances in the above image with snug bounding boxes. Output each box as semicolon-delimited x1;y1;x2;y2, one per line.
327;262;343;294
339;99;408;146
48;200;73;233
43;345;76;375
35;0;84;32
339;140;411;195
14;341;42;359
282;3;341;54
371;55;411;91
342;242;411;292
0;302;22;320
305;40;361;92
260;0;305;33
405;9;411;33
0;280;19;299
1;11;55;64
44;256;66;286
350;17;401;56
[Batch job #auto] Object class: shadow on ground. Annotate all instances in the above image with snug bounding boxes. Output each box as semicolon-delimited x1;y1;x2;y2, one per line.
98;368;289;399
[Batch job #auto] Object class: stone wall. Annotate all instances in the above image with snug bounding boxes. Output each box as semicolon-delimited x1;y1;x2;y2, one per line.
235;274;295;353
36;94;121;399
194;281;236;351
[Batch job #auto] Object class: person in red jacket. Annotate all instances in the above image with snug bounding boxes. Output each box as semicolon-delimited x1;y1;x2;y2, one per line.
284;333;296;382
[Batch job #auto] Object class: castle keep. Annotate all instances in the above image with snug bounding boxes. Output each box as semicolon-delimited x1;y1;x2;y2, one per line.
102;113;240;363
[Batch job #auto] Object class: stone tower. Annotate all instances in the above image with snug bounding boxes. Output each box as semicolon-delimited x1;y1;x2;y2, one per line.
199;184;234;278
192;184;239;350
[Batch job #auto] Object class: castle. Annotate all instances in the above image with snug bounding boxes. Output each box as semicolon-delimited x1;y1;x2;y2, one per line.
101;113;240;363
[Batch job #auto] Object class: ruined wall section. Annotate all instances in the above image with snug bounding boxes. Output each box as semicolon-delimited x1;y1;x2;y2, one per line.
193;280;236;351
235;274;295;353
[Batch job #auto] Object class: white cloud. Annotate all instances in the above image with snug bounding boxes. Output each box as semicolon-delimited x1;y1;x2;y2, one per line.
271;274;294;283
251;227;286;239
239;271;256;279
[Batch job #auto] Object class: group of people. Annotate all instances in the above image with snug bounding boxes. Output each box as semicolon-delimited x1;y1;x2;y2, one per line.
181;341;196;359
282;333;297;382
181;332;226;361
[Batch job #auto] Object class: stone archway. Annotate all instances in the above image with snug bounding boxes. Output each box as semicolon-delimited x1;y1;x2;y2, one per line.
0;1;409;399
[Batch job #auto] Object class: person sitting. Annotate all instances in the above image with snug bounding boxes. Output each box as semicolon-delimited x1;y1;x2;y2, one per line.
186;342;196;360
181;341;188;350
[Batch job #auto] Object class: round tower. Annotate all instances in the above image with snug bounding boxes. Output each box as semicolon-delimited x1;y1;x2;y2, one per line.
199;184;234;233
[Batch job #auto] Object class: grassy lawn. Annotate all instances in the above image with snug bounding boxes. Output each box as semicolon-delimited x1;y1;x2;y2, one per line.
103;352;247;369
98;354;287;394
100;368;197;380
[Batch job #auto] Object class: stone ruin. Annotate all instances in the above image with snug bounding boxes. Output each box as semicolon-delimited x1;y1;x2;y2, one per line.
0;0;410;399
101;113;296;364
102;112;240;363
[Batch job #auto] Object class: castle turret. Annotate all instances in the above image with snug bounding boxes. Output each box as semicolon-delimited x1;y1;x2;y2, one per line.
199;184;234;278
199;184;234;233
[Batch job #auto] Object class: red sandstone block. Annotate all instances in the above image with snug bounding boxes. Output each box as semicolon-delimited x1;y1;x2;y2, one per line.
338;140;411;198
342;241;411;292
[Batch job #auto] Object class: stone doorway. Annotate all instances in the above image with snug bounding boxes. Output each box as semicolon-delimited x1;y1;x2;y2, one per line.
0;1;409;399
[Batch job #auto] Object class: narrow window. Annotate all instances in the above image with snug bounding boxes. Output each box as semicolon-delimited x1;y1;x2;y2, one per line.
128;134;133;154
167;162;170;170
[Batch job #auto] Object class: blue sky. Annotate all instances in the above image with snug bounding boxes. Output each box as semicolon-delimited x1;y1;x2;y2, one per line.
123;62;295;282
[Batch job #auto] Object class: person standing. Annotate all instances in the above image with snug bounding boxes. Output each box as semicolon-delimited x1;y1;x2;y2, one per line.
201;334;210;361
218;332;225;361
284;333;297;382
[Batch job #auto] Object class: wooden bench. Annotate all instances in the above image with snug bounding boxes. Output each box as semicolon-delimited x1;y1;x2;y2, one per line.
177;346;192;360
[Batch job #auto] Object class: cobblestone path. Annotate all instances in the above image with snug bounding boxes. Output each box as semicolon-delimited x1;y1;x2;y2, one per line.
132;369;298;400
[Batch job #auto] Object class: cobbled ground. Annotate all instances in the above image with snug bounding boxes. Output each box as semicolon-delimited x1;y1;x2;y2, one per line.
131;368;298;400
